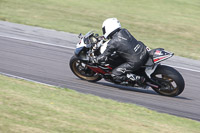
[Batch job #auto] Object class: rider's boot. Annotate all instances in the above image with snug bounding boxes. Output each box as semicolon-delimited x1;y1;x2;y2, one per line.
112;75;128;85
112;74;145;85
127;74;145;85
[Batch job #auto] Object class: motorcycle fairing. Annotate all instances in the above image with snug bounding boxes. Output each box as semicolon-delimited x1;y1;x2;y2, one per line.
74;46;89;61
145;48;174;66
152;49;174;63
75;46;85;56
153;53;174;63
87;65;107;74
144;48;173;78
100;40;110;54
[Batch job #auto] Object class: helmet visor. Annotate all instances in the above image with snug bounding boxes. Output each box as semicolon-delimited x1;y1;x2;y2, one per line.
102;26;106;35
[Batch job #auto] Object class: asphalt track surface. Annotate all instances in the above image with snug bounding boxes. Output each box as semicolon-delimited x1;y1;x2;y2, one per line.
0;21;200;121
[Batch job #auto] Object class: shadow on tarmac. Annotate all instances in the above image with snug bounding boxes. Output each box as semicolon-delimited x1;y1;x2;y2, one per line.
95;81;191;100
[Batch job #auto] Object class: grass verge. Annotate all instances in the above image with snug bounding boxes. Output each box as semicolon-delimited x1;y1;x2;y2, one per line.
0;74;200;133
0;0;200;59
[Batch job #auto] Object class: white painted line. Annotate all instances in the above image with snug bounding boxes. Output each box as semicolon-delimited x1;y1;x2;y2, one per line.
165;64;200;73
0;72;56;87
0;34;200;73
0;34;75;50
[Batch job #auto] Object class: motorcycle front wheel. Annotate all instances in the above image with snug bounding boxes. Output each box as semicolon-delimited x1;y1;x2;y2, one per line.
151;65;185;97
69;55;102;82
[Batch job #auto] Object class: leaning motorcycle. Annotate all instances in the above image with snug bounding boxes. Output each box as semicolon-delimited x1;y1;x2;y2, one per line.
69;31;185;97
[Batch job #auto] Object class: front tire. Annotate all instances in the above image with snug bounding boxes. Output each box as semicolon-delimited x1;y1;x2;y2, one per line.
69;55;102;82
151;65;185;97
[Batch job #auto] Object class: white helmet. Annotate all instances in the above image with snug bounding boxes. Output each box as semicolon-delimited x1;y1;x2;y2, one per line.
102;18;121;39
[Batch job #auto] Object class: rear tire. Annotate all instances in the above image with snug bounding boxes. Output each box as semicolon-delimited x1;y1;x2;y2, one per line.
69;55;102;82
151;65;185;97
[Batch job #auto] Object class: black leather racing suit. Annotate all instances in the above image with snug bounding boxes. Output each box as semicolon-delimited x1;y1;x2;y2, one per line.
98;28;148;83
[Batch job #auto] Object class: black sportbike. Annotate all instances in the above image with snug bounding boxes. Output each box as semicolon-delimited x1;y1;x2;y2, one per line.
70;31;185;97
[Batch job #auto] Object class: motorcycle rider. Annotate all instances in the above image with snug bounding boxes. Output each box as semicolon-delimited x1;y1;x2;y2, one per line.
97;18;148;84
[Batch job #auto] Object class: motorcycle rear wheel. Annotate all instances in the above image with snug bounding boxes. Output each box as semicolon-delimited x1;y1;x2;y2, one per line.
151;65;185;97
69;55;102;82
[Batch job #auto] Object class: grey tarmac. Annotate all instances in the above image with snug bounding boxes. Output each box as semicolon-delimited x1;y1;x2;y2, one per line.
0;21;200;121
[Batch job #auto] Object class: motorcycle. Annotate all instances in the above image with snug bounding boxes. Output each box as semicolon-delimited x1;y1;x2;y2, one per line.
69;31;185;97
